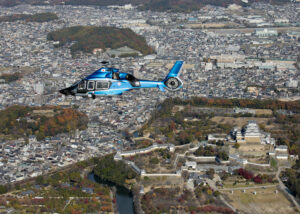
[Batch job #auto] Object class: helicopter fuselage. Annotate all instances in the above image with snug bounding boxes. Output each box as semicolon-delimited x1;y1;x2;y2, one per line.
59;61;184;98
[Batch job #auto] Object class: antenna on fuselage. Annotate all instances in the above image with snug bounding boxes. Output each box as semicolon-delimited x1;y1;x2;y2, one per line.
100;61;110;66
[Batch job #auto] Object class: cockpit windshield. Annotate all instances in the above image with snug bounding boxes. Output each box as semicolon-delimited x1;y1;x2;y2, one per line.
126;74;140;87
126;74;137;81
78;80;86;90
112;72;120;80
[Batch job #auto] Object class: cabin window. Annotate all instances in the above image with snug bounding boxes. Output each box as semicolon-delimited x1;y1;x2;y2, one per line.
87;81;95;90
78;80;86;90
96;81;110;90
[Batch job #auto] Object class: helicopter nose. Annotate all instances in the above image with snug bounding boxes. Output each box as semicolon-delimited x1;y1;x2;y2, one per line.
59;88;73;95
59;88;68;95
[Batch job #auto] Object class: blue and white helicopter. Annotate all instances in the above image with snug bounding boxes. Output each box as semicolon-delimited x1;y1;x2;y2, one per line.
59;60;184;99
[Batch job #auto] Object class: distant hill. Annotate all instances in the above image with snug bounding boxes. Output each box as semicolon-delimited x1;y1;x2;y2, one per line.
47;26;154;56
0;0;142;7
0;12;58;22
139;0;292;12
0;72;22;83
0;105;88;140
0;0;292;11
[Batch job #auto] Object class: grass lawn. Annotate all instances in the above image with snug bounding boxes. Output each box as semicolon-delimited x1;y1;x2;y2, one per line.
223;187;297;214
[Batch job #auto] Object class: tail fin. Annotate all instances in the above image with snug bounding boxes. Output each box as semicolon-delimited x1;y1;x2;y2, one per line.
164;60;184;80
163;60;184;91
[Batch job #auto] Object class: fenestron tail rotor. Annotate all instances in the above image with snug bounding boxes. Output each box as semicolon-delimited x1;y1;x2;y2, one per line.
165;77;181;91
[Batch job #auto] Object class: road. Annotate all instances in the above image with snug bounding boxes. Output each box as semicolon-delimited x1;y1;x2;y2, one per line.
276;167;300;212
219;195;237;213
205;178;237;213
63;199;71;211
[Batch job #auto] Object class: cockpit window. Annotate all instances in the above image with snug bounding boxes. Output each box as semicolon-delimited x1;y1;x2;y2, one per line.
96;81;110;90
126;74;140;87
126;74;136;81
78;80;86;90
112;72;120;80
87;81;95;90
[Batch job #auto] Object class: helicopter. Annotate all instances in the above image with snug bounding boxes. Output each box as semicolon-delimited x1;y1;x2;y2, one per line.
59;60;184;99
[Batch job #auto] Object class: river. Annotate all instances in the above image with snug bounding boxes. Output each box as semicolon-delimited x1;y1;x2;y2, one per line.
88;172;135;214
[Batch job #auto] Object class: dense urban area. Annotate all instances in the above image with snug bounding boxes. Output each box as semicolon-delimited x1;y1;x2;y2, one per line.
0;0;299;213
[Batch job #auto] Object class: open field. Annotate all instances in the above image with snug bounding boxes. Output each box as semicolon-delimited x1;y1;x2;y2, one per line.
0;66;39;74
211;116;272;127
207;26;300;34
238;144;271;159
141;186;230;214
254;109;273;116
124;150;176;173
222;187;297;214
142;176;184;191
278;96;300;102
185;23;227;28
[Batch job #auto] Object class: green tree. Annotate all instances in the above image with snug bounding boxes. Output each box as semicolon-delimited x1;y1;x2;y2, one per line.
47;26;154;56
94;155;137;186
150;157;159;165
207;168;215;179
0;185;8;194
217;151;229;160
213;190;220;197
177;131;193;145
195;187;202;198
35;176;45;185
207;189;213;195
15;184;20;190
234;143;240;149
270;158;278;169
69;171;81;183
